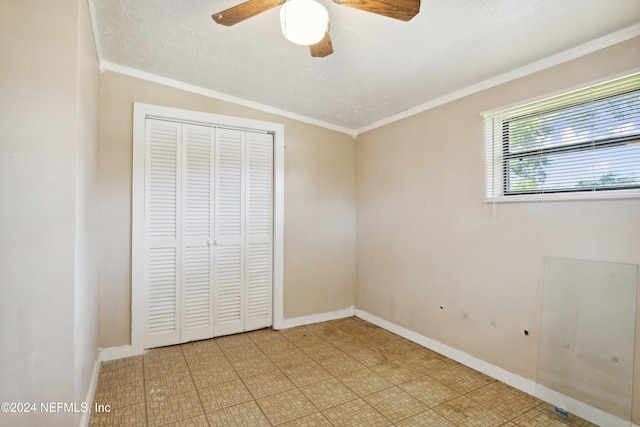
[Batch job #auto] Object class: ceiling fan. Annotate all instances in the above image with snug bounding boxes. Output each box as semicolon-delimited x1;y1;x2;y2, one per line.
212;0;421;57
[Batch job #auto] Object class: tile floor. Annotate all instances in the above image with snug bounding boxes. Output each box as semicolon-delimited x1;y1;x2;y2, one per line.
89;317;597;426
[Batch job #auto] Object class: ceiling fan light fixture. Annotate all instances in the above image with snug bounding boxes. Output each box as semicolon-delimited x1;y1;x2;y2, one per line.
280;0;328;46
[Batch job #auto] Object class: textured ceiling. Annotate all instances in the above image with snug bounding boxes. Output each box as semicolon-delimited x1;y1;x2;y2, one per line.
92;0;640;133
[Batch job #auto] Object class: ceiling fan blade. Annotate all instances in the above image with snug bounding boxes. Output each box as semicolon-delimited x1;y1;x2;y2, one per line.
310;31;334;57
332;0;420;21
212;0;285;26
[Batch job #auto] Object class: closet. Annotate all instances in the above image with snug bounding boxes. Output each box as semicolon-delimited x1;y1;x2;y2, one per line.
139;116;274;349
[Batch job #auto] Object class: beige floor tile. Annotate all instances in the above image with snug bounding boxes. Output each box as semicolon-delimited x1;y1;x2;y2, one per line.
197;379;253;412
221;341;264;362
146;390;204;426
338;368;394;396
329;316;362;328
180;339;221;356
434;395;507;427
88;403;118;427
362;386;428;423
334;322;370;335
466;381;540;420
354;325;394;338
282;361;333;387
94;371;143;395
330;336;372;354
286;330;325;347
99;402;146;427
183;352;228;371
347;345;393;367
299;341;343;361
88;412;111;427
159;414;209;426
90;319;602;427
396;348;453;373
426;364;495;393
279;411;333;427
305;322;337;333
371;338;421;358
322;398;392;427
318;353;366;376
255;336;298;353
299;377;358;410
399;375;460;407
191;361;240;388
94;380;146;410
313;327;354;343
99;355;143;373
370;359;425;384
98;359;144;386
257;389;318;425
144;345;184;363
243;369;297;398
230;354;278;378
268;347;314;369
246;327;283;343
279;325;313;339
206;401;271;427
215;333;253;348
395;408;456;426
146;372;196;400
144;357;190;380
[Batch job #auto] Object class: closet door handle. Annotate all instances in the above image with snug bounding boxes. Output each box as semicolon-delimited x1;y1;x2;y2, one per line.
208;240;217;246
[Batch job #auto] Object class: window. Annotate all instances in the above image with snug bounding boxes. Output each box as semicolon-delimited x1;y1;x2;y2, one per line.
484;72;640;200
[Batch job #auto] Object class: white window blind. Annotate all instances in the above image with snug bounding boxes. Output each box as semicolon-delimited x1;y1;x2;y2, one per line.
484;72;640;200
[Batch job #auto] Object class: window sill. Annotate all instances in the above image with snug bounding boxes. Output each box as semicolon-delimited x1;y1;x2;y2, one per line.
485;189;640;203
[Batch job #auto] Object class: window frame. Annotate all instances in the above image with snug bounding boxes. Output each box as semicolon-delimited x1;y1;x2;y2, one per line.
484;73;640;202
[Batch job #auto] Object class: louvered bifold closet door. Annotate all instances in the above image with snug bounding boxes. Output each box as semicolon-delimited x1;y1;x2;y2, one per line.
180;124;215;342
213;128;246;336
144;119;182;348
245;132;273;330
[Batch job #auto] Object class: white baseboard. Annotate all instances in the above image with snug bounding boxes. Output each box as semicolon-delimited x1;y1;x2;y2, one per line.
95;309;637;427
98;306;356;362
79;358;101;427
277;306;356;329
355;309;633;427
98;345;144;362
535;384;632;427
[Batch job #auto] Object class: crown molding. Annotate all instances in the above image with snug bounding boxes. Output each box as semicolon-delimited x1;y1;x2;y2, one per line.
354;23;640;137
99;61;354;137
94;23;639;140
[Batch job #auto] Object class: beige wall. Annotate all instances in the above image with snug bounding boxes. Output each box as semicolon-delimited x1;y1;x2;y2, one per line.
283;120;357;318
97;72;356;346
356;37;640;422
0;0;99;426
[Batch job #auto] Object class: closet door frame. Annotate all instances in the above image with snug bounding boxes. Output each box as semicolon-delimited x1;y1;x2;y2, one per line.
132;103;285;351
